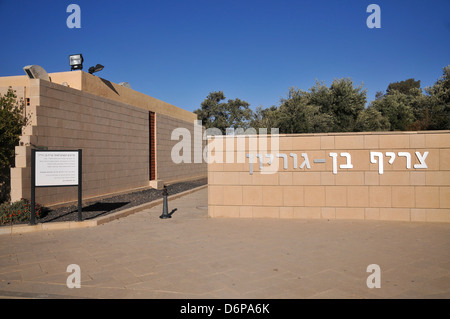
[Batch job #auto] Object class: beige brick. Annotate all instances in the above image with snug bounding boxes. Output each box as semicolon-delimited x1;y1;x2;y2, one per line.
369;186;391;207
439;187;450;208
336;208;365;220
279;172;293;185
239;206;253;218
350;150;370;171
336;172;364;185
380;208;411;221
14;145;30;158
222;185;243;205
392;186;415;208
209;162;224;172
262;186;283;206
320;172;335;185
293;207;321;219
347;186;369;207
410;209;427;222
425;171;450;186
325;186;347;207
409;134;426;148
214;206;240;218
280;206;294;218
292;136;320;150
415;186;439;208
208;185;224;205
440;149;450;170
425;133;450;148
365;208;380;220
410;171;426;185
208;170;215;184
380;172;410;186
321;207;335;219
282;186;304;206
252;172;279;186
364;171;379;185
320;136;334;149
379;134;410;149
425;209;450;222
364;135;379;149
14;155;29;168
223;162;245;172
211;169;224;185
239;172;253;185
304;186;325;206
293;172;321;185
221;172;240;185
254;206;279;218
242;186;263;205
335;135;364;149
279;136;293;151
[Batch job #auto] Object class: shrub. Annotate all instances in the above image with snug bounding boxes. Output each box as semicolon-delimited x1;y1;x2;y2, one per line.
0;198;43;225
0;88;27;203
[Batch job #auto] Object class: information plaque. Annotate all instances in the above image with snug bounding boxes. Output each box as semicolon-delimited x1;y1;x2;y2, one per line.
35;151;79;186
31;149;82;225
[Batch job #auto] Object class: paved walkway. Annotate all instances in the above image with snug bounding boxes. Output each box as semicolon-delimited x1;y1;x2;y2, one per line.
0;187;449;299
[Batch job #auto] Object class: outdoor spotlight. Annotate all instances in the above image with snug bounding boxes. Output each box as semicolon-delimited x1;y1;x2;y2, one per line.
23;65;50;81
88;64;104;74
69;54;84;70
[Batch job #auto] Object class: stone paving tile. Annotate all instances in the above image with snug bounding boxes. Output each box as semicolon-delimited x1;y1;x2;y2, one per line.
0;187;449;299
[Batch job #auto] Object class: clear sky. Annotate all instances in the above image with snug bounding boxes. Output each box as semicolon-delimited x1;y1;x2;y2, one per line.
0;0;449;112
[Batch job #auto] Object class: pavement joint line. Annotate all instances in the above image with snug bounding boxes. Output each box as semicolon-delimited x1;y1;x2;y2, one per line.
0;185;207;236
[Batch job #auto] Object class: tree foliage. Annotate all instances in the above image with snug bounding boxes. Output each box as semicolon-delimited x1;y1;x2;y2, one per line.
194;91;253;134
424;65;450;130
386;78;421;96
195;65;450;135
0;88;26;203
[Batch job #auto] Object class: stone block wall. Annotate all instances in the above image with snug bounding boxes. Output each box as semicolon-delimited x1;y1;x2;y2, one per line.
156;114;206;183
208;131;450;222
10;79;150;206
7;78;206;207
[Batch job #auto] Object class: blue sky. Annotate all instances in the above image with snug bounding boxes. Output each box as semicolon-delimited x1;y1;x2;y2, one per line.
0;0;449;112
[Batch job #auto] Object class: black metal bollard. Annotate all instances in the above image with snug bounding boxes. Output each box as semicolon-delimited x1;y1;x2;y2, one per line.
159;185;171;219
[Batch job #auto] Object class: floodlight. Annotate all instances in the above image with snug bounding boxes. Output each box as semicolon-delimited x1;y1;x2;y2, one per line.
69;54;84;70
23;65;50;81
119;82;131;89
88;64;104;74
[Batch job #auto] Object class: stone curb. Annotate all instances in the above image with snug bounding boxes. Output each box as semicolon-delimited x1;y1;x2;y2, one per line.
0;185;207;236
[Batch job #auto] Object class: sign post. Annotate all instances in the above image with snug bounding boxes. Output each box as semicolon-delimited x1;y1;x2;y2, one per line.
30;149;82;225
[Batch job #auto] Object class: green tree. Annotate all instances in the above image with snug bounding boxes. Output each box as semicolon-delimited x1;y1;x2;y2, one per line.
194;91;253;134
250;105;280;132
327;78;367;132
355;106;390;132
252;78;366;134
0;88;26;203
424;65;450;130
370;90;416;131
386;78;421;96
277;87;334;133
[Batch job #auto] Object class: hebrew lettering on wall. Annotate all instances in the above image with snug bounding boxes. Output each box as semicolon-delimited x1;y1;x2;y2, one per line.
246;151;429;175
